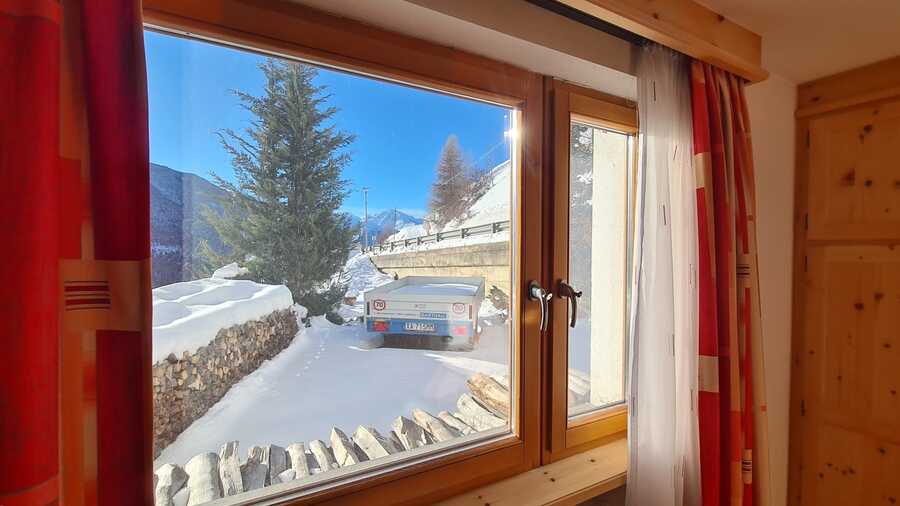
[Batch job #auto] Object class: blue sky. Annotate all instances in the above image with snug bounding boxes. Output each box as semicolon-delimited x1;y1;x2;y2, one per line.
144;31;511;218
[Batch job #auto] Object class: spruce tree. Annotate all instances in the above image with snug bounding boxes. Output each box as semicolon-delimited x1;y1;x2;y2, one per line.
428;135;474;228
205;59;355;312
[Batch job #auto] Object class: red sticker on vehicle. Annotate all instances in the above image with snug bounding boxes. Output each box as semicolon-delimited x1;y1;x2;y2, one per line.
373;299;386;311
452;302;466;314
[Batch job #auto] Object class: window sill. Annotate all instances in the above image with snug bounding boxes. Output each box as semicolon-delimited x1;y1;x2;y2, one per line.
436;438;627;505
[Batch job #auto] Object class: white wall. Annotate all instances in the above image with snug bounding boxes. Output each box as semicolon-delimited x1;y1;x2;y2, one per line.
744;72;796;506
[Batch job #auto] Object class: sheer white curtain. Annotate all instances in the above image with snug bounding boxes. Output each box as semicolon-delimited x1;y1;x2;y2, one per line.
626;43;699;506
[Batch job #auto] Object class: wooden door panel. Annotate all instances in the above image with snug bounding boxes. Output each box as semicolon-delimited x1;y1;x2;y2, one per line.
863;438;900;505
869;257;900;438
803;424;866;506
802;246;900;503
808;100;900;240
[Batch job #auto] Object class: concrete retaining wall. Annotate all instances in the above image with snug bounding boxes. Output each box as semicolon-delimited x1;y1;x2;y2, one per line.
370;241;511;294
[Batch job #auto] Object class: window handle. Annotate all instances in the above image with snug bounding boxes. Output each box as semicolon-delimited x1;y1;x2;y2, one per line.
528;280;553;332
557;280;582;328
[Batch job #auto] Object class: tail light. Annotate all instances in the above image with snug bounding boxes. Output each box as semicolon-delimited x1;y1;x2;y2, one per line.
451;325;468;337
373;320;389;332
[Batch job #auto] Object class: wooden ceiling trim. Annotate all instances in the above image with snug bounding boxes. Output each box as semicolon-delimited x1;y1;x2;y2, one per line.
797;55;900;117
554;0;768;82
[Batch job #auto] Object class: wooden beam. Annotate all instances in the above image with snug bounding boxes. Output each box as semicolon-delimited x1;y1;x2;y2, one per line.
554;0;767;82
797;55;900;117
437;438;627;506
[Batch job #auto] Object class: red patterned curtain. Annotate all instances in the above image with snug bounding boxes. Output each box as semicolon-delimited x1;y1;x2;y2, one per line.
690;61;772;506
0;1;152;504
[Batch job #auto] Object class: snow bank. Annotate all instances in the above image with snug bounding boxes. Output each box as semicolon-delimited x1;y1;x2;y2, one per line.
380;160;511;251
155;311;511;467
211;262;249;279
445;160;511;231
335;249;395;320
153;278;294;363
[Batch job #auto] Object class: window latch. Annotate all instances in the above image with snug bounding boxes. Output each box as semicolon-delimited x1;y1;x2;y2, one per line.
528;280;553;332
557;280;582;328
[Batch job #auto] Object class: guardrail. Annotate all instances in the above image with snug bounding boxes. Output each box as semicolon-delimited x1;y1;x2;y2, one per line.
366;220;510;254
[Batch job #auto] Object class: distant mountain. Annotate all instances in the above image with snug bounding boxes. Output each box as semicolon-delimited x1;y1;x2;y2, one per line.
150;163;229;287
347;209;423;246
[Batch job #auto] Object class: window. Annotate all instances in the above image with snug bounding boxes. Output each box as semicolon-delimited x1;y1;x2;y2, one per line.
142;0;628;502
547;81;635;461
566;121;631;419
142;2;546;501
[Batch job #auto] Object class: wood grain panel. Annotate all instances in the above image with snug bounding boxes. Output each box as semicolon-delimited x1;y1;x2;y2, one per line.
799;246;900;505
554;0;767;82
807;100;900;241
798;56;900;116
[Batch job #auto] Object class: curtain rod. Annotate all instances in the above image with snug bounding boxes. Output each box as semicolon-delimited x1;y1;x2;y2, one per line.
525;0;647;47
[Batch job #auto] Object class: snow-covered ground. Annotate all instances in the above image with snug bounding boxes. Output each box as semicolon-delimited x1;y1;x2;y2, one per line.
152;278;293;363
155;309;510;468
382;160;511;251
334;249;395;320
444;160;511;231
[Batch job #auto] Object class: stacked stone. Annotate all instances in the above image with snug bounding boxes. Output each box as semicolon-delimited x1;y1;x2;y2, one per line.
153;373;512;505
153;308;299;457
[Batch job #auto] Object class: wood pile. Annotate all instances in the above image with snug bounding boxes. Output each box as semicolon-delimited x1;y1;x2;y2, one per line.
154;373;512;506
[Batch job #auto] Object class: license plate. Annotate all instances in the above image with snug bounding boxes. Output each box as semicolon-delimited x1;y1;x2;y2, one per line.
404;322;436;332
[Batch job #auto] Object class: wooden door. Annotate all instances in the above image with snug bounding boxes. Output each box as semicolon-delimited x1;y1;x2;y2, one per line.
807;99;900;241
792;76;900;505
800;246;900;505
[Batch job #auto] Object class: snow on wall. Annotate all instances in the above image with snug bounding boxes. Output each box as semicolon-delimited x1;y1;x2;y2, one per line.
153;278;294;363
385;160;511;246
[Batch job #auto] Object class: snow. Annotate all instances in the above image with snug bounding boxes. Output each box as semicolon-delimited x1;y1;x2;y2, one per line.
388;282;479;297
380;160;511;252
211;262;249;279
444;160;511;231
152;278;294;363
154;311;510;468
386;223;428;242
334;249;395;320
374;230;510;255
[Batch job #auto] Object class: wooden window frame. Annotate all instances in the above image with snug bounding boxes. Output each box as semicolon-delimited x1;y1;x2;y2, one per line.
544;80;635;463
141;0;544;504
141;0;640;502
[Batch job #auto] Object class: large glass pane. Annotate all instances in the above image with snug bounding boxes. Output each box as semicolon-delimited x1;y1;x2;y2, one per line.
147;31;515;504
567;121;629;419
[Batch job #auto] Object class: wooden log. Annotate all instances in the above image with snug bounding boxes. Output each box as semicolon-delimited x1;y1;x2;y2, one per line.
308;439;338;472
352;426;400;460
392;415;430;450
466;373;511;419
248;444;287;485
184;452;222;506
439;411;475;436
154;463;188;506
172;487;189;506
286;442;310;478
218;441;244;496
568;370;590;393
272;469;295;484
412;408;459;442
456;393;507;431
330;427;364;467
239;460;267;492
567;370;591;406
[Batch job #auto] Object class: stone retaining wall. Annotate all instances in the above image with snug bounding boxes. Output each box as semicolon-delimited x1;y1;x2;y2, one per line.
370;241;511;294
153;308;299;457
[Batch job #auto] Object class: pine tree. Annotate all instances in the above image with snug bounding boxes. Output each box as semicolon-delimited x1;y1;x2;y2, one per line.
428;135;475;228
204;59;356;312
